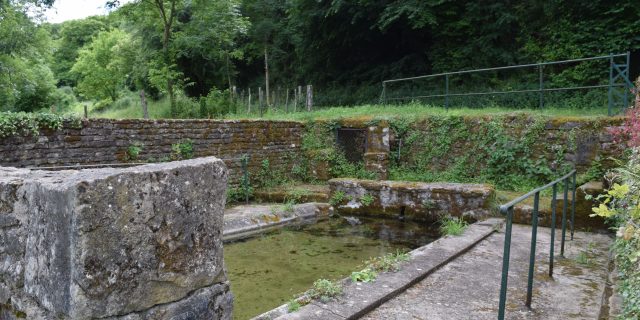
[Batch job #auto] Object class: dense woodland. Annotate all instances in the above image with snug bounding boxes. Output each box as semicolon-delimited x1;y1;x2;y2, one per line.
1;0;639;116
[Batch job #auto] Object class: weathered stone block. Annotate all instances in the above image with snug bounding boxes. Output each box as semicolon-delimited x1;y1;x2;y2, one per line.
329;178;495;222
0;158;232;319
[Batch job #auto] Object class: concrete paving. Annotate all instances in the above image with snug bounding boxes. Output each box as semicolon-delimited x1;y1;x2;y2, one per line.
362;225;612;320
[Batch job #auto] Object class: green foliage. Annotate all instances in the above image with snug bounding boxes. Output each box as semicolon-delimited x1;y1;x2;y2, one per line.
350;268;377;283
286;299;301;312
255;158;288;188
360;194;374;206
0;1;57;112
439;216;468;236
227;185;254;204
329;190;346;206
0;112;81;138
171;139;194;160
126;142;143;161
308;279;342;303
71;29;134;102
589;149;640;318
365;250;410;272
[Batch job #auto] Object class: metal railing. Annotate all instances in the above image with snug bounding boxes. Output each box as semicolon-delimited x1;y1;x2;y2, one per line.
497;170;577;320
381;53;635;115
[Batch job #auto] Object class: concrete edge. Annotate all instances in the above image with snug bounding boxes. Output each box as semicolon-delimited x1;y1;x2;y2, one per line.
223;203;331;243
255;218;503;320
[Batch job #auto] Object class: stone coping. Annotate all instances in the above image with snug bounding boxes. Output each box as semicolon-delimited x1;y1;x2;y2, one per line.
223;203;332;242
253;218;503;320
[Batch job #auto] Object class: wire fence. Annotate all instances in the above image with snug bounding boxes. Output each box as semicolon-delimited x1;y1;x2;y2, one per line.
381;53;635;115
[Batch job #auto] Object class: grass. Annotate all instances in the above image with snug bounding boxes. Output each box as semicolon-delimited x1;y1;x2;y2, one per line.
62;96;610;121
224;102;610;121
439;216;468;236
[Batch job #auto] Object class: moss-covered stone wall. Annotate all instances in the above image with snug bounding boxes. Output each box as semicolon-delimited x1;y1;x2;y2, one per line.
0;118;303;186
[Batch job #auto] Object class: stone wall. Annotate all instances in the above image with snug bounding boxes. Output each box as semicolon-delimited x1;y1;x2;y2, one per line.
0;119;302;186
0;158;232;319
329;178;495;222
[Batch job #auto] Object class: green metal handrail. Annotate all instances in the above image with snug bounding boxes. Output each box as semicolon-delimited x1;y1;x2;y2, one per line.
497;170;576;320
381;52;634;115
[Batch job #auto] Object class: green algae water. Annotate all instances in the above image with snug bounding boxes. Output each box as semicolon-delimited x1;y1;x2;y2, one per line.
224;216;441;319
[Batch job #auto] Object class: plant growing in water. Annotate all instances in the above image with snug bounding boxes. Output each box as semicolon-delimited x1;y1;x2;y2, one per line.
308;279;342;303
439;216;468;236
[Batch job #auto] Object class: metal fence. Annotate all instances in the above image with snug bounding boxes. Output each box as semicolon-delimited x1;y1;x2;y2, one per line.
497;170;577;320
381;53;635;115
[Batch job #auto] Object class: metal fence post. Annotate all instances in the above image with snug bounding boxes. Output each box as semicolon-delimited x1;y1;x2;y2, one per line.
445;74;450;111
549;183;557;277
538;65;544;109
571;171;577;240
561;178;569;256
624;52;630;108
498;207;514;320
381;82;387;105
526;192;540;308
608;53;614;116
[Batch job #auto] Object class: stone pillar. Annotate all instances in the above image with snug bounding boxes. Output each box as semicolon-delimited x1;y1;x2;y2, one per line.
0;158;233;319
364;124;390;179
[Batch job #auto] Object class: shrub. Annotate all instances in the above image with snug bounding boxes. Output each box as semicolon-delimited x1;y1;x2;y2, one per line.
590;148;640;318
329;190;347;206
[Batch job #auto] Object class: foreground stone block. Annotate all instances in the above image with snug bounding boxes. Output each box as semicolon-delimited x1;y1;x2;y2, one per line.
329;179;495;221
0;158;232;319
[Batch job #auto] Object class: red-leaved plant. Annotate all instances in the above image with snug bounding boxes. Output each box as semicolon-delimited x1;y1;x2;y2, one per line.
610;76;640;147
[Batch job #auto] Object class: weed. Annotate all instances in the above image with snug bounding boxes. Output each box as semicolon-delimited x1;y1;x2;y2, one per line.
365;250;411;272
286;188;311;204
287;299;301;312
350;268;377;283
330;190;347;206
575;251;592;266
308;279;342;303
126;142;143;161
171;139;194;160
360;194;374;206
439;216;468;236
283;200;295;213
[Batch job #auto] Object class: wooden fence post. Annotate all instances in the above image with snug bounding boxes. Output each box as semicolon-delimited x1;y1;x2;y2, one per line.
306;85;313;112
140;89;149;119
259;87;264;117
248;88;252;114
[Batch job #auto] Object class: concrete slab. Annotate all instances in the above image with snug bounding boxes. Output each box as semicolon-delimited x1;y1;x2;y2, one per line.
363;225;612;320
263;219;502;320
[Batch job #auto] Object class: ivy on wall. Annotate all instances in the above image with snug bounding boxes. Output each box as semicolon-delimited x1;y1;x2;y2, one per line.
0;112;81;138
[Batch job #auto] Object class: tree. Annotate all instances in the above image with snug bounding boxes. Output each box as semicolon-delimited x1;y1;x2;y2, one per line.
51;17;109;87
0;0;57;111
71;29;133;101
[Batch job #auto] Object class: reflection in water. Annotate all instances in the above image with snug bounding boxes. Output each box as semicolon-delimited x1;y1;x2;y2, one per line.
224;216;440;320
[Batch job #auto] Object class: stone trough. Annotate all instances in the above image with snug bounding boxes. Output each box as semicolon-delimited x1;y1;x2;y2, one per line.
329;178;496;222
0;158;233;319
